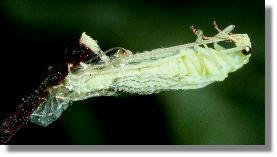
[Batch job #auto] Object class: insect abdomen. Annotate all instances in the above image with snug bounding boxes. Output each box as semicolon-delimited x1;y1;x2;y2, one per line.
113;47;233;94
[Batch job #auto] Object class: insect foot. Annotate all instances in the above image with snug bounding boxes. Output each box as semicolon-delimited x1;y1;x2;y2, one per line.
190;25;209;48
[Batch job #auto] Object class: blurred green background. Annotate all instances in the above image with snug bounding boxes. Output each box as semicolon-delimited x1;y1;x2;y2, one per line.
0;0;264;144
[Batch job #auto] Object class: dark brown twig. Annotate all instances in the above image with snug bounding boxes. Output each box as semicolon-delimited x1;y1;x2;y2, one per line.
0;37;94;144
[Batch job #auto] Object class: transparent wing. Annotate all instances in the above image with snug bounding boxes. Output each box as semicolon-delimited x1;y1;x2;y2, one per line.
29;88;72;127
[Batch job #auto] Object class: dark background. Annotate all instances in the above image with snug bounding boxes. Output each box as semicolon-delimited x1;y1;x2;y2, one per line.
0;0;264;144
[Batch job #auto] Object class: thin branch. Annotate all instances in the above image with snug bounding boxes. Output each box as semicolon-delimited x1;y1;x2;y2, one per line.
0;36;94;144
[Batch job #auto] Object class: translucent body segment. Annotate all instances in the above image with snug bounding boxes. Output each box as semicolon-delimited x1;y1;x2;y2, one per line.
29;88;71;127
59;45;250;100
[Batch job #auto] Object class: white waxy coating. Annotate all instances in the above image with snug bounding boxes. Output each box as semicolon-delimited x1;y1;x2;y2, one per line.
61;45;250;100
79;32;100;53
30;26;251;127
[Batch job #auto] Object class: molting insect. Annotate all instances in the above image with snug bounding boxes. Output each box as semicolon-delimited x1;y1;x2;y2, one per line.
29;21;252;127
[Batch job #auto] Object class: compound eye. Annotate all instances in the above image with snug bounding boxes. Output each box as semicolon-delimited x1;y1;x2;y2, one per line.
242;46;251;55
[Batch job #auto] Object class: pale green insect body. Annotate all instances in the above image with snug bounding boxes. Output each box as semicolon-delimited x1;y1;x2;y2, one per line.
29;24;251;127
63;43;250;100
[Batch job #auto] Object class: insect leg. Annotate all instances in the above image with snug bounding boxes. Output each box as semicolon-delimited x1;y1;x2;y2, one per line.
213;42;226;51
190;25;209;48
85;47;126;64
213;21;235;34
213;21;237;42
80;32;110;63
